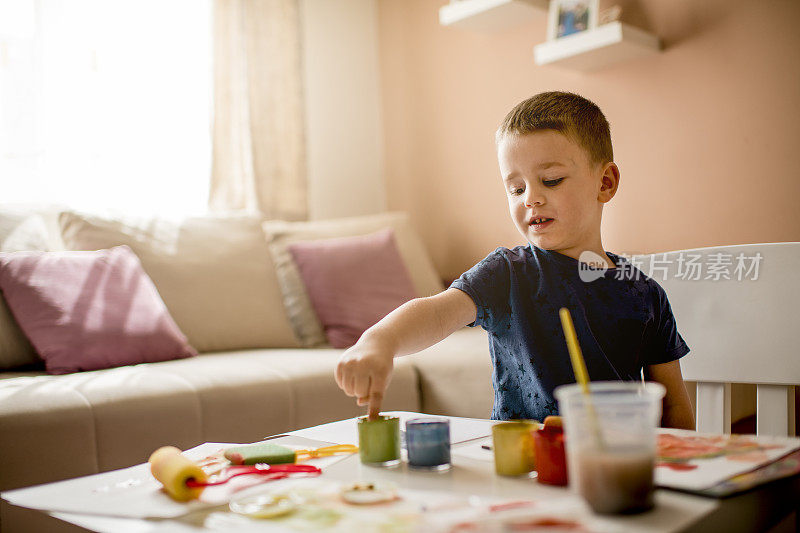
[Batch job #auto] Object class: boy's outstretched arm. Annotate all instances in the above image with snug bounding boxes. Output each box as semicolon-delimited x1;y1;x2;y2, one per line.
335;288;477;418
645;360;696;430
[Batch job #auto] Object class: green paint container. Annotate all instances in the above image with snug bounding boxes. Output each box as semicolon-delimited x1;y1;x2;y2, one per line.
358;415;400;466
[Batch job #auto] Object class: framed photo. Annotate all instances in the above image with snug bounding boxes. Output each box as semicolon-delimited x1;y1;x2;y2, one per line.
547;0;599;40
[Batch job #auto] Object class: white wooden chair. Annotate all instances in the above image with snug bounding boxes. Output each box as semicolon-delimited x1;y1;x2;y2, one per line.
633;243;799;436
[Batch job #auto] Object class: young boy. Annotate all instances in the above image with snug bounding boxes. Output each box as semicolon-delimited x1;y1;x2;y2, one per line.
335;91;695;430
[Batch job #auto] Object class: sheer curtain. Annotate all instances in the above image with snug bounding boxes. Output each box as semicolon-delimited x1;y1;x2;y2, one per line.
210;0;307;220
0;0;212;216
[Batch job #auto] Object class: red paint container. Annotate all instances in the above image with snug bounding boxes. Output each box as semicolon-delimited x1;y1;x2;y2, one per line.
534;417;568;486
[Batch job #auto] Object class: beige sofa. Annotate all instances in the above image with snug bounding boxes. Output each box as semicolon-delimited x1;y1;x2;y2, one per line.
0;207;493;531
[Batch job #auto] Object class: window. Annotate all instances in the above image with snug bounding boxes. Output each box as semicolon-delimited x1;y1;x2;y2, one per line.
0;0;212;215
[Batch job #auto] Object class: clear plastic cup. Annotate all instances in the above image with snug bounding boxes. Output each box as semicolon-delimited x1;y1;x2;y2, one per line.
554;381;665;515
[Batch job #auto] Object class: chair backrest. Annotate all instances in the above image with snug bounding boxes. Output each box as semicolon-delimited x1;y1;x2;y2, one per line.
632;243;799;436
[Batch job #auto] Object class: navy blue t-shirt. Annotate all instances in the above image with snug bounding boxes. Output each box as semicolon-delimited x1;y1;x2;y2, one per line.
450;244;690;421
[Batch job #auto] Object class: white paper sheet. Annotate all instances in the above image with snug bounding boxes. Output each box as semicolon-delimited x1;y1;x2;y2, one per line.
50;478;607;533
196;478;612;533
1;436;351;519
654;428;800;491
451;435;495;462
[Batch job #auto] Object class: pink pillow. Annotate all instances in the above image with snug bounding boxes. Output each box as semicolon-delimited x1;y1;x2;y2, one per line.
288;228;417;348
0;245;197;374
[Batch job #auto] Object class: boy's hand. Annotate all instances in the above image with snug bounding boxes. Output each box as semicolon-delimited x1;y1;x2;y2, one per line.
335;337;395;419
333;289;477;418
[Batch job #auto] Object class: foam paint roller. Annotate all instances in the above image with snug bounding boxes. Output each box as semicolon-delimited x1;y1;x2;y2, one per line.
148;446;208;502
224;442;297;465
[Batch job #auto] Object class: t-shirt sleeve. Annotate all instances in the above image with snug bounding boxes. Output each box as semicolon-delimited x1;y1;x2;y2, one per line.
645;282;690;365
449;248;511;332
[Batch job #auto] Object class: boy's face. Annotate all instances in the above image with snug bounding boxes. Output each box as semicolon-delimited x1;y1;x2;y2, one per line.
497;130;618;258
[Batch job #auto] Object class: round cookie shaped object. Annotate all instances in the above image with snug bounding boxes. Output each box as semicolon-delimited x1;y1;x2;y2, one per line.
340;481;397;505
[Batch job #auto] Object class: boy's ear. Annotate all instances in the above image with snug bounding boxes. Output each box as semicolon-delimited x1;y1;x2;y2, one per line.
598;162;620;203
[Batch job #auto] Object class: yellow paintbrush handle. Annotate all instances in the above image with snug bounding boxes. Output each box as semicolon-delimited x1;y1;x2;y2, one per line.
559;308;590;392
558;307;607;451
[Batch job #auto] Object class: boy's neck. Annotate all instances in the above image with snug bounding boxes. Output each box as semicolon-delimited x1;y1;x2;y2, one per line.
535;244;616;269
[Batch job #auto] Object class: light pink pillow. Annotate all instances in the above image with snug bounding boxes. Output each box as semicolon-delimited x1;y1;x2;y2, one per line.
287;228;417;348
0;245;197;374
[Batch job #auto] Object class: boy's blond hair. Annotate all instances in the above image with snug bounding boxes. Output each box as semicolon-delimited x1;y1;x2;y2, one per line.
496;91;613;168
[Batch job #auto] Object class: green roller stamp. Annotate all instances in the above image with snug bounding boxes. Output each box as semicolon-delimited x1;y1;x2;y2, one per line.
224;442;296;465
358;415;400;466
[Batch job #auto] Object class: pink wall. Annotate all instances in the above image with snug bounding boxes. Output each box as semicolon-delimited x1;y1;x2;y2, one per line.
378;0;800;280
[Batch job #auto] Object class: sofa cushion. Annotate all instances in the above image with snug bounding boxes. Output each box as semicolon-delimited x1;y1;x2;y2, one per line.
0;246;197;374
0;211;50;253
59;211;300;352
0;374;104;490
263;212;444;347
153;349;421;435
0;204;65;253
288;228;417;348
406;327;493;419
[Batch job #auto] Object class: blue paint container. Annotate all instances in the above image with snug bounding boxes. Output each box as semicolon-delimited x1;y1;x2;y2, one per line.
405;418;451;471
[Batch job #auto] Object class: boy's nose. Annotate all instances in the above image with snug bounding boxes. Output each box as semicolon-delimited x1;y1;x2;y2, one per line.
524;191;544;207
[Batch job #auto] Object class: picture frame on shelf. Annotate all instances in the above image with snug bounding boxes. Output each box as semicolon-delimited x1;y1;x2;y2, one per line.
546;0;599;40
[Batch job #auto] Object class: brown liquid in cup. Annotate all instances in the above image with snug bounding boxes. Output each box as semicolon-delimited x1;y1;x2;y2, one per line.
575;448;655;515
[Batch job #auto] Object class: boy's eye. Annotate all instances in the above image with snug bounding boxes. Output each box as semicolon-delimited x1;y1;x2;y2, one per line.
543;178;565;187
509;187;525;196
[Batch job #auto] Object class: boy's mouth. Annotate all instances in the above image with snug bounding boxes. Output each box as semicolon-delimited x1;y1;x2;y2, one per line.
530;217;553;231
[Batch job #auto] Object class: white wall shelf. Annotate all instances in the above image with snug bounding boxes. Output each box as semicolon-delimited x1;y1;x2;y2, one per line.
439;0;547;32
533;21;661;72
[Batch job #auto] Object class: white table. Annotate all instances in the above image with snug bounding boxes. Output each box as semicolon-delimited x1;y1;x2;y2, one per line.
3;411;798;532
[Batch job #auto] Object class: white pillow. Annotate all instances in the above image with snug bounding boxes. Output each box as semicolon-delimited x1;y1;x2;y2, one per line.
263;212;444;347
59;211;300;352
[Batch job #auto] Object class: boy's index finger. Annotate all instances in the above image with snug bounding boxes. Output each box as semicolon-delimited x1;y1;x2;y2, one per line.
367;391;383;420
